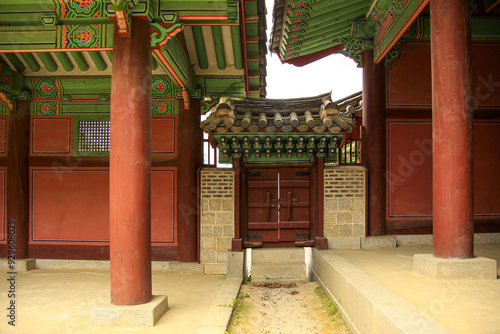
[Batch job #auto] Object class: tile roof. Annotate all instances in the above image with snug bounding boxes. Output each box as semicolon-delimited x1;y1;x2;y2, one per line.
201;91;362;135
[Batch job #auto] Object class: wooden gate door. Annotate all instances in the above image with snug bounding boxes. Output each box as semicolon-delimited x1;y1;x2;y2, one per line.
246;166;310;246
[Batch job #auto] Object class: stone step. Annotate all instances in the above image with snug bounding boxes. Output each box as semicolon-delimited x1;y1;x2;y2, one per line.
252;263;307;282
252;248;305;265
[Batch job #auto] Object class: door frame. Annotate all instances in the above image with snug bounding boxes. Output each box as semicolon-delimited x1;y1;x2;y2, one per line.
232;159;327;250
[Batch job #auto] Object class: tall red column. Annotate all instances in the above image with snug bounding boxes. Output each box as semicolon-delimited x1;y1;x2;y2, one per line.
7;100;30;259
177;98;202;262
431;0;473;259
362;50;386;236
109;17;152;305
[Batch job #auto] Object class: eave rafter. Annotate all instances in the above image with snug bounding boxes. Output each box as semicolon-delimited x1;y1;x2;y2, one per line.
0;0;267;104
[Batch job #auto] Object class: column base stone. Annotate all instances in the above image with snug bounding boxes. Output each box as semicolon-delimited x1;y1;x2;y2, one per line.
90;295;168;327
361;236;397;249
226;251;244;277
0;258;36;271
414;254;497;280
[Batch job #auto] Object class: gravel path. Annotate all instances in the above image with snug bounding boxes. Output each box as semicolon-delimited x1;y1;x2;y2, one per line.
226;282;352;334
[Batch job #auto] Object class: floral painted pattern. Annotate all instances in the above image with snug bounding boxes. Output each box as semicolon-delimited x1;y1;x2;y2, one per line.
74;0;94;9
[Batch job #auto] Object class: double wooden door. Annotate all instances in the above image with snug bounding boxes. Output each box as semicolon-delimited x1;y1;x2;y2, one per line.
246;166;311;246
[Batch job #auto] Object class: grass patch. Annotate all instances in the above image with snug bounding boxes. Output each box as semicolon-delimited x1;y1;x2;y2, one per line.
315;286;342;321
225;291;251;333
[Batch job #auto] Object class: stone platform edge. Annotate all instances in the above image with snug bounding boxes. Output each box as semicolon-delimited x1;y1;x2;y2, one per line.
196;276;243;334
13;259;204;273
310;249;453;334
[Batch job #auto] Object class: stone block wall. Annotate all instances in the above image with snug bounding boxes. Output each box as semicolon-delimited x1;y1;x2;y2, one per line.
324;166;366;241
200;168;234;275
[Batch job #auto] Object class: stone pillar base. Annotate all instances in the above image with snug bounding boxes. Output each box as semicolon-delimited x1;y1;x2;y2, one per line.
226;251;244;277
361;236;397;249
0;258;35;271
90;295;168;327
414;254;497;280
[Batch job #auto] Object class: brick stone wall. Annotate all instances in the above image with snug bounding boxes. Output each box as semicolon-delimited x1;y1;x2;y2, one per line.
200;168;234;274
324;166;366;241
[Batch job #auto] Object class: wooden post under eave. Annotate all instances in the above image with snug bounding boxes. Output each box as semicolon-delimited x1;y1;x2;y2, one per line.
7;100;30;259
314;157;328;250
431;0;474;259
232;157;243;251
177;98;202;262
362;50;386;236
109;17;152;306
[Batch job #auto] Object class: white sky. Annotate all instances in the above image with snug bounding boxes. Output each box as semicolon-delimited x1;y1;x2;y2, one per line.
264;0;363;100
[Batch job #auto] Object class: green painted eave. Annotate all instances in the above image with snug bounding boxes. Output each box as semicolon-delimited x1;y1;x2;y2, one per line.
270;0;372;61
0;0;234;25
0;0;267;100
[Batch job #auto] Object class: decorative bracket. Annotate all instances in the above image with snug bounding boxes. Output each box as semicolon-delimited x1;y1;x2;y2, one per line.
181;87;190;110
151;23;183;49
200;99;219;115
336;38;372;68
0;91;16;111
110;0;133;37
384;18;422;68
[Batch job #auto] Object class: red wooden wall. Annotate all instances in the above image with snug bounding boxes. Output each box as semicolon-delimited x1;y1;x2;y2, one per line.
385;40;500;234
388;121;500;217
387;42;500;108
0;117;5;244
0;115;180;260
30;167;176;245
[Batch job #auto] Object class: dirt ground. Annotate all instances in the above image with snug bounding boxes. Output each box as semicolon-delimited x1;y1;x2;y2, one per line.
226;282;352;334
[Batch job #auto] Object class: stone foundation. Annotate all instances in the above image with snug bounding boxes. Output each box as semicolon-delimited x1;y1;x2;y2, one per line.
200;168;235;275
324;166;366;249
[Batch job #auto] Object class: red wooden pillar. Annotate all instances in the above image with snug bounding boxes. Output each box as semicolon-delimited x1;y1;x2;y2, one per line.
177;98;202;262
362;50;386;236
314;157;327;250
109;17;152;305
232;157;243;251
7;100;30;259
431;0;473;259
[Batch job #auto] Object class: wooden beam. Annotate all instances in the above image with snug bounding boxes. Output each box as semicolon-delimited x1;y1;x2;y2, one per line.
36;52;58;72
54;52;74;71
20;53;40;72
230;25;244;70
486;0;500;12
211;25;226;70
192;26;208;70
106;51;113;63
4;53;25;72
373;0;430;63
88;51;107;71
70;52;89;71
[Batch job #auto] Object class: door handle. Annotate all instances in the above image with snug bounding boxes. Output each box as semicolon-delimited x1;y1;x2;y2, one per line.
277;203;281;210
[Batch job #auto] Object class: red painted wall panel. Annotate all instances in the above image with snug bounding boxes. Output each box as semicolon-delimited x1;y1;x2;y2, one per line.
387;122;432;217
0;117;6;155
31;117;72;155
30;168;110;243
0;169;6;242
151;116;176;155
474;123;500;215
471;44;500;107
30;168;177;245
387;43;432;107
388;121;500;218
387;42;500;108
151;170;176;244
